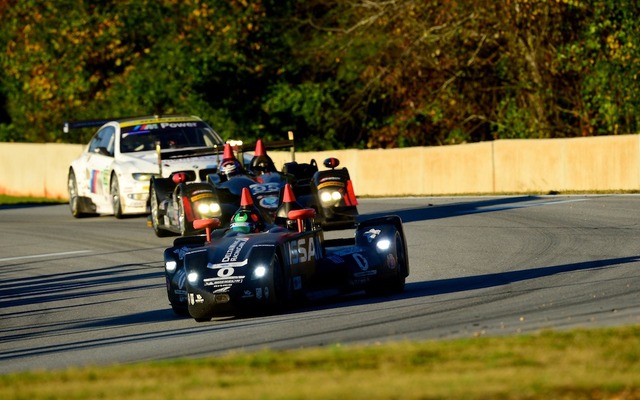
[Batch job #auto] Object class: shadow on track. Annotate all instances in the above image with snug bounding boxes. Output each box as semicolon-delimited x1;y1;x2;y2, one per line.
358;195;577;224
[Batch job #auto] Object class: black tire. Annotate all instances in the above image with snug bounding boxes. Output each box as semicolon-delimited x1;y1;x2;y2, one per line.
389;231;407;294
150;185;172;237
194;316;211;323
269;253;291;312
68;170;87;218
177;195;188;236
111;174;124;219
171;303;190;316
367;230;406;296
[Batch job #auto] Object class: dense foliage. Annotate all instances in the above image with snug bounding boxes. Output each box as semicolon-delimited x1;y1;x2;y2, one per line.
0;0;638;149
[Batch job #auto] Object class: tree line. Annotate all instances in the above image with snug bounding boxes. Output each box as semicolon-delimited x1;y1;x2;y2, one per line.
0;0;638;150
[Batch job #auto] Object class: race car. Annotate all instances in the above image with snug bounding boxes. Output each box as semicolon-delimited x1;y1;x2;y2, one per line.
148;140;292;237
283;157;359;230
66;114;227;218
150;138;360;237
163;185;408;321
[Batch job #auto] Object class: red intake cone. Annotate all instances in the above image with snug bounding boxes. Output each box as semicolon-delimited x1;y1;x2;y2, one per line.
223;143;234;160
282;183;296;203
254;139;266;157
240;187;254;207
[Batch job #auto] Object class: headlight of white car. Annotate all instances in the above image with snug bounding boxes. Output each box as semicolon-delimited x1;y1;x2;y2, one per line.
132;173;158;181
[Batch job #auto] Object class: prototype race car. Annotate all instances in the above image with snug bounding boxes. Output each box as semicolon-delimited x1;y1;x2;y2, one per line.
148;140;291;237
66;114;226;218
150;138;360;237
163;186;408;321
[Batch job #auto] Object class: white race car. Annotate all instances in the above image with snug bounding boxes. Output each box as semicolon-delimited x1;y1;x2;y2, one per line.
67;114;227;218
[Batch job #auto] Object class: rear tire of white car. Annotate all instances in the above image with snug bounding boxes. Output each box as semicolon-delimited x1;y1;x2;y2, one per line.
111;174;124;219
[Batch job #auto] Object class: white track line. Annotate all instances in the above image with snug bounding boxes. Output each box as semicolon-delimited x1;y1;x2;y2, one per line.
0;250;92;262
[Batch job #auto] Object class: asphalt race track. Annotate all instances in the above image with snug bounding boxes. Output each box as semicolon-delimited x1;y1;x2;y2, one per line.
1;195;639;373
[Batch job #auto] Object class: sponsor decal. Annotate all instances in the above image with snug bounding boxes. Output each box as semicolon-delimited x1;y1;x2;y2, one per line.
289;237;320;264
243;290;254;298
318;176;343;183
204;276;245;287
317;181;345;190
222;238;249;263
132;124;158;132
160;122;198;129
191;193;215;202
189;293;205;304
363;228;381;243
256;287;263;300
327;255;344;264
258;196;279;210
213;287;231;293
175;246;192;260
264;286;270;299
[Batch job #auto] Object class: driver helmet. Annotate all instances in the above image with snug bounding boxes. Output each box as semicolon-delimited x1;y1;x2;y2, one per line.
219;159;242;179
229;210;262;233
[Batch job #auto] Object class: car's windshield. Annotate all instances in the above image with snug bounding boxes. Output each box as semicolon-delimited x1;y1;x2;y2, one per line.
119;122;224;153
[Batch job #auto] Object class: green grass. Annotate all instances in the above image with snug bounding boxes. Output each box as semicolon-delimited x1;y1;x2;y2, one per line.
0;195;65;206
1;326;639;399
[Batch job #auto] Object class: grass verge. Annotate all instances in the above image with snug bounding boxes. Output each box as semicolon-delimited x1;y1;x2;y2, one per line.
0;195;64;206
1;326;639;399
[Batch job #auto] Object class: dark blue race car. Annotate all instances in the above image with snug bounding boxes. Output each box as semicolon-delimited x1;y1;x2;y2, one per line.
163;186;408;321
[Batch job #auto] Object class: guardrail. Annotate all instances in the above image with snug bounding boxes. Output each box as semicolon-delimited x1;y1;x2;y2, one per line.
1;134;638;200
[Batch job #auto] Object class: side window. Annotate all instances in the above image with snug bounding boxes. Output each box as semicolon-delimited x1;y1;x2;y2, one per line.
88;126;115;156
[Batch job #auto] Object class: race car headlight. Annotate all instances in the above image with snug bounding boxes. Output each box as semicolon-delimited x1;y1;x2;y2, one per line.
197;202;222;216
187;272;199;283
376;239;391;251
165;260;177;272
132;173;158;181
320;190;342;206
253;265;267;279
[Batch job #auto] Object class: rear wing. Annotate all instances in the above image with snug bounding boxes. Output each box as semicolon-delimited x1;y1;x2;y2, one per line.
234;131;296;165
63;119;112;133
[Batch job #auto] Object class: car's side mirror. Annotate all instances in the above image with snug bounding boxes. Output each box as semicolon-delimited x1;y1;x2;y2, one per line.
323;158;340;169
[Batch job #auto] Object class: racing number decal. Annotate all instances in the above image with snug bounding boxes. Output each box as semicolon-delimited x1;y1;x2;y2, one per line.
217;267;235;277
250;183;280;194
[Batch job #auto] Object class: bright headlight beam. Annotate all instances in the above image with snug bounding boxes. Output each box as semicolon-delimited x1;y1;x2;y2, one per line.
165;260;177;272
254;266;267;278
376;239;391;251
187;272;198;283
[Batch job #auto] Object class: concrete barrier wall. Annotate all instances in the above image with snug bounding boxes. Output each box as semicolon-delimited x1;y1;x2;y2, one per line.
1;135;638;200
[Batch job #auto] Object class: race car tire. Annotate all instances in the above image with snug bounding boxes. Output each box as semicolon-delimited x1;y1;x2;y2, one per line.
110;174;124;219
67;170;91;218
177;195;188;236
171;303;190;316
389;230;408;293
269;253;291;312
150;186;172;237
